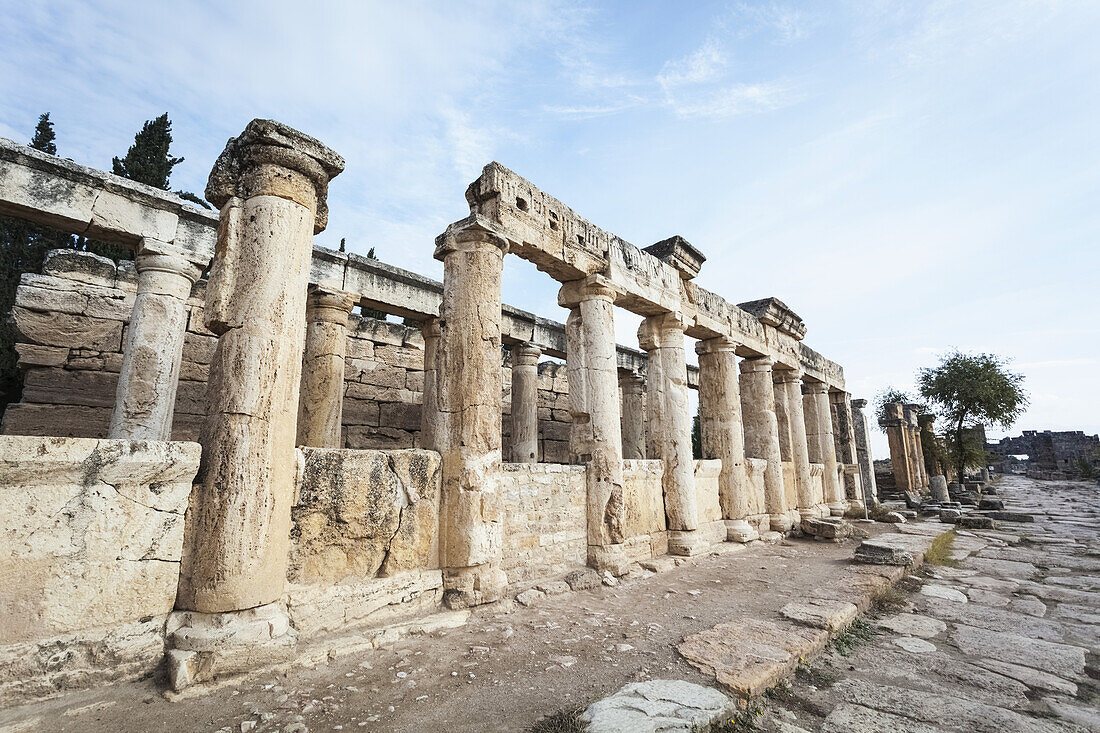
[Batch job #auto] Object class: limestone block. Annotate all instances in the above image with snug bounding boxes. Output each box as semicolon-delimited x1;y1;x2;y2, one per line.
693;459;723;524
182;331;218;364
15;283;89;314
20;366;118;408
12;306;123;351
346;426;415;449
0;158;99;232
42;249;117;287
580;679;737;733
0;403;111;437
780;599;858;631
286;569;444;637
88;189;178;243
290;448;441;584
342;397;381;426
624;460;667;539
0;436;200;644
14;343;69;367
380;401;422;432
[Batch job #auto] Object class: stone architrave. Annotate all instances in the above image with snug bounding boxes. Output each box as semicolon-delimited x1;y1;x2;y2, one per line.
559;275;628;574
639;311;701;555
418;318;441;450
739;356;791;532
108;239;204;440
774;368;817;521
619;370;646;460
850;399;879;507
830;390;865;513
696;337;757;542
880;402;913;494
510;343;541;463
296;285;356;448
805;381;844;515
177;119;344;614
434;219;509;608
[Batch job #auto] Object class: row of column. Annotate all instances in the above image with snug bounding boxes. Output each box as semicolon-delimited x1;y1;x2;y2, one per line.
881;402;930;494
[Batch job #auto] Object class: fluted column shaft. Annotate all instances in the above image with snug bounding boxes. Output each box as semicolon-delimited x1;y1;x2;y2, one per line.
559;276;627;574
619;370;646;460
739;356;791;532
510;343;541;463
108;239;203;440
697;337;758;542
296;286;356;448
830;390;864;512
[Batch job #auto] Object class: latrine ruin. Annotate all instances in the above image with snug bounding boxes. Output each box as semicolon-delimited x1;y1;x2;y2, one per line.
0;120;880;702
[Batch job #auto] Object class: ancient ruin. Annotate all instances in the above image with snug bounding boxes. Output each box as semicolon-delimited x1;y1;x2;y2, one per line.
987;429;1100;479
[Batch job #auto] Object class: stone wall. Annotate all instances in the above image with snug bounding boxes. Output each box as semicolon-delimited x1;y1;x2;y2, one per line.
286;448;445;637
499;463;587;587
0;435;201;706
622;459;668;561
3;250;576;462
693;459;726;545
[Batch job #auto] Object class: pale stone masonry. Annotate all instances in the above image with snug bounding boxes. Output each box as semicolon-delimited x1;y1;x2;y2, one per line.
0;126;877;699
850;398;879;507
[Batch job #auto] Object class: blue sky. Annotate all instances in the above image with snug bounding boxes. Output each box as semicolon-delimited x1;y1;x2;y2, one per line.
2;0;1098;459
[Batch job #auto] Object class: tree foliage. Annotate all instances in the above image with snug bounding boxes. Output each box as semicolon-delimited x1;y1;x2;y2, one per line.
873;387;926;432
918;351;1027;480
112;113;183;189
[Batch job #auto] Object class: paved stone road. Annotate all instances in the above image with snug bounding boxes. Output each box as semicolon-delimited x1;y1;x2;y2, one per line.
757;475;1100;732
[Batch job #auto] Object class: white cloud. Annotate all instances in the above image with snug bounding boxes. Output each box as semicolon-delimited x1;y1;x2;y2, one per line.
667;81;796;119
656;39;727;92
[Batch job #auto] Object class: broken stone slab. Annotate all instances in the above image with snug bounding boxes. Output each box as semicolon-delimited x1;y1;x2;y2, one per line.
984;511;1035;523
875;613;947;638
579;679;737;733
801;517;853;541
892;637;936;654
951;624;1087;680
882;511;907;524
564;568;601;591
678;617;828;699
640;556;677;574
940;509;962;523
919;584;968;603
780;599;859;631
958;515;996;530
515;589;545;607
537;581;570;596
978;499;1005;510
854;541;914;566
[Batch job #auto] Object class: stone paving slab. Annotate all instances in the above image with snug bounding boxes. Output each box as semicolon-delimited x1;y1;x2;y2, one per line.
580;679;737;733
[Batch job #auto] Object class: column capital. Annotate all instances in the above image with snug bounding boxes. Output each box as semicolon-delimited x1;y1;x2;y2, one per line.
618;369;645;387
206;119;344;233
419;317;441;340
134;238;205;283
738;355;774;374
695;335;739;356
433;217;510;261
637;311;686;351
771;367;803;385
305;284;357;325
512;342;542;366
557;274;619;308
851;398;868;409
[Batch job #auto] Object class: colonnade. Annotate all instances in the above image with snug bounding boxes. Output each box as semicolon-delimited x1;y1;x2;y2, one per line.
880;401;930;494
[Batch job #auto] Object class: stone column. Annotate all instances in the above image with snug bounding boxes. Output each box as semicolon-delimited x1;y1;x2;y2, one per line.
177;119;344;615
880;403;914;494
830;390;865;513
774;369;816;521
739;356;791;532
565;306;589;465
510;343;541;464
434;220;509;608
296;285;356;448
639;311;700;555
419;318;441;451
619;370;646;460
905;404;928;490
806;381;844;515
850;399;879;507
802;385;828;514
559;275;628;574
108;239;204;440
696;337;757;542
773;372;794;461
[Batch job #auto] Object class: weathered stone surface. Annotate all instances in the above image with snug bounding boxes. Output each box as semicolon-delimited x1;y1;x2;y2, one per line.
920;584;968;603
974;659;1078;696
12;306;123;351
289;449;440;583
565;567;602;591
801;516;852;540
581;679;736;733
854;540;914;566
892;637;936;653
822;703;943;733
780;599;858;631
679;618;828;698
876;613;947;638
958;515;996;530
285;570;442;637
500;463;586;585
951;624;1086;680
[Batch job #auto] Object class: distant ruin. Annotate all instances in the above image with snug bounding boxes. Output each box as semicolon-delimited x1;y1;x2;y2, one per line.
987;430;1100;479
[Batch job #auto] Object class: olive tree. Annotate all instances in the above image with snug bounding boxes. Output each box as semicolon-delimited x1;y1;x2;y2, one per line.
918;351;1027;481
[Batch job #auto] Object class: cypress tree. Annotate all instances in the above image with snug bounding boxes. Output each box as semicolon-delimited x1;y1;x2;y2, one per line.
112;113;183;190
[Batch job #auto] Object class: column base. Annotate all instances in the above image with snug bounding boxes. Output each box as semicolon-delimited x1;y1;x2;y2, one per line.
814;503;831;518
588;544;632;576
165;601;297;692
827;501;847;517
845;499;867;518
798;506;820;521
787;509;801;530
442;564;508;610
724;519;760;543
769;512;793;533
668;529;709;556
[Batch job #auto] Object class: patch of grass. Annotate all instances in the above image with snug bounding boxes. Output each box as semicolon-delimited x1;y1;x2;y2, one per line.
829;617;878;656
869;585;908;616
923;530;959;568
796;660;839;688
705;702;767;733
764;679;793;702
527;707;585;733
